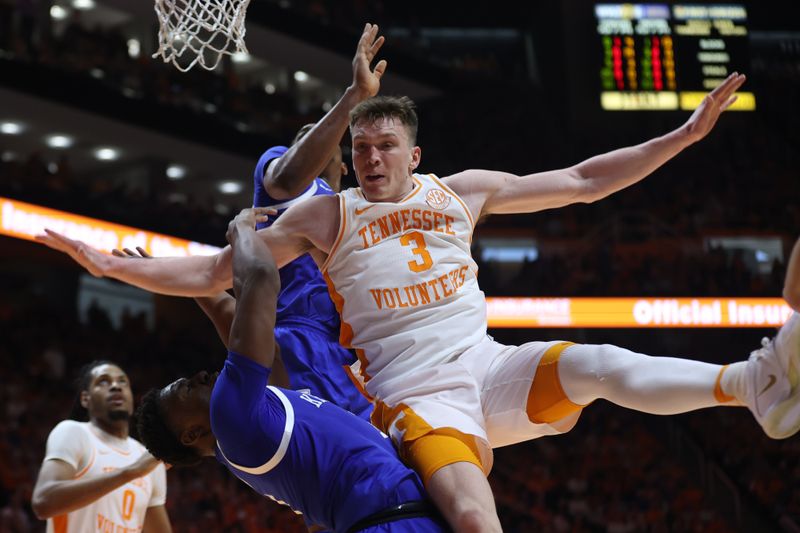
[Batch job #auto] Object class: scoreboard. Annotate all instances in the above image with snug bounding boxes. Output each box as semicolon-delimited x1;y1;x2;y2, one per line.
596;3;755;111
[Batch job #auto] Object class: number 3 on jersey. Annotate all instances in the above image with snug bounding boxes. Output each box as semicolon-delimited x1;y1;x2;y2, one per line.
400;231;433;272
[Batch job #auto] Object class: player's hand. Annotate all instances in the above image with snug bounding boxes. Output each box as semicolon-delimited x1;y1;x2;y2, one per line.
351;23;387;99
35;229;110;277
112;246;152;259
225;207;274;244
125;452;162;479
682;72;745;143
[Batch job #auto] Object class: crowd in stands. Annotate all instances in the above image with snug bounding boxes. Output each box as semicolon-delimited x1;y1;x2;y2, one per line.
263;0;533;80
683;407;800;530
0;0;320;142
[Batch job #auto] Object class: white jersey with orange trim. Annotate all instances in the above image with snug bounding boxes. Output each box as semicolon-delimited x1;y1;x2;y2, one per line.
43;420;167;533
322;173;487;399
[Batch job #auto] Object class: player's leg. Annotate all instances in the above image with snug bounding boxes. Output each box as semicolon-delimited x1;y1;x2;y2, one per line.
426;462;501;533
370;369;501;533
479;324;800;446
556;312;800;438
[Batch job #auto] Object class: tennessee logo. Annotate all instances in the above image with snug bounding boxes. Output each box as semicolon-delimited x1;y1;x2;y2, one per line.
425;189;450;210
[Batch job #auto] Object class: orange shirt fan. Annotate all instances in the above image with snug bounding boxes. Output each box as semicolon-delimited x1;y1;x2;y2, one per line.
153;0;252;72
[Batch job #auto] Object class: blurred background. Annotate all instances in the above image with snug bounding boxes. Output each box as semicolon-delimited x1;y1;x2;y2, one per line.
1;0;798;531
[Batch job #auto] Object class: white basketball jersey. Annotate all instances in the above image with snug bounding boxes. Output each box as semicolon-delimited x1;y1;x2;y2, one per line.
322;173;487;399
44;420;167;533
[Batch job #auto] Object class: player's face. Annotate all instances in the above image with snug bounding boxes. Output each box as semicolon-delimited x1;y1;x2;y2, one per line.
160;370;218;419
351;117;421;203
83;364;134;422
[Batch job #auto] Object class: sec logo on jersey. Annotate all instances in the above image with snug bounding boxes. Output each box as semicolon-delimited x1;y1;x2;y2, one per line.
425;189;451;210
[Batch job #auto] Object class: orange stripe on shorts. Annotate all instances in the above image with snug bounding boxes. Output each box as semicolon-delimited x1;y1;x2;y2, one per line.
527;341;587;424
372;400;489;484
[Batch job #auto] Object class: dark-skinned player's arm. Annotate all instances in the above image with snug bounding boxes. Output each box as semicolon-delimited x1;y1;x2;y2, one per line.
112;245;289;387
264;23;385;199
225;208;281;370
195;291;289;387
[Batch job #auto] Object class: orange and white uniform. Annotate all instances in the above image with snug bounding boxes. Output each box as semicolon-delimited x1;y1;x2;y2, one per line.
323;173;579;477
323;173;486;388
43;420;167;533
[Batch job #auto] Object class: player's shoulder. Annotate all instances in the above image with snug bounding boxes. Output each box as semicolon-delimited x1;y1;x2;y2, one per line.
49;419;88;436
254;146;290;187
128;436;149;455
257;145;289;168
443;169;510;194
287;190;339;213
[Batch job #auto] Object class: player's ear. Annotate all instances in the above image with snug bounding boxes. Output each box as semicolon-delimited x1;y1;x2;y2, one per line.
80;390;91;409
180;425;204;446
410;146;421;171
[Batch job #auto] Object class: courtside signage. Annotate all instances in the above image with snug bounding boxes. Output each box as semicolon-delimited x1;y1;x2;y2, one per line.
487;297;791;328
1;197;221;256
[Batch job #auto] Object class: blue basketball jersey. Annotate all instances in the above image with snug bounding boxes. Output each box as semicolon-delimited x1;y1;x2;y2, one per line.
212;352;437;532
253;146;339;333
253;147;370;418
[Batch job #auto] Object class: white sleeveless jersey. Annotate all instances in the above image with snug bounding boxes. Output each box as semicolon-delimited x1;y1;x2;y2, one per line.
43;420;167;533
322;173;487;399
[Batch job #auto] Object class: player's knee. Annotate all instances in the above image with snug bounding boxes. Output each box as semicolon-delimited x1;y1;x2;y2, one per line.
450;505;500;533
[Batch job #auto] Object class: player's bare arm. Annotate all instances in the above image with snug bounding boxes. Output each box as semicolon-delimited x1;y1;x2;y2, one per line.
142;505;172;533
265;23;387;199
109;248;288;369
784;237;800;311
32;453;160;519
35;199;337;297
226;208;281;369
444;72;746;219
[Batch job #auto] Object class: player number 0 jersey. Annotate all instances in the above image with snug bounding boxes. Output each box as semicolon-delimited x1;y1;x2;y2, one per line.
322;173;487;397
43;420;167;533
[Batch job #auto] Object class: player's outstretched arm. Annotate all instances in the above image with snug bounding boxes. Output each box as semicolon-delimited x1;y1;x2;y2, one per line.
447;73;746;218
784;237;800;312
226;208;281;369
37;229;232;296
35;202;318;297
265;23;386;198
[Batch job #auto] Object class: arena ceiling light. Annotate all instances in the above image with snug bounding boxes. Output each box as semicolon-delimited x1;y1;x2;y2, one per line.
263;82;276;94
50;5;69;20
72;0;95;10
0;122;24;134
293;70;309;83
94;147;119;161
166;165;186;180
127;39;141;59
231;52;251;64
218;180;243;194
45;134;74;148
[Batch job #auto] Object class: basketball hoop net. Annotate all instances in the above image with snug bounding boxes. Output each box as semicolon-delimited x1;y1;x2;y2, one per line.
153;0;252;72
